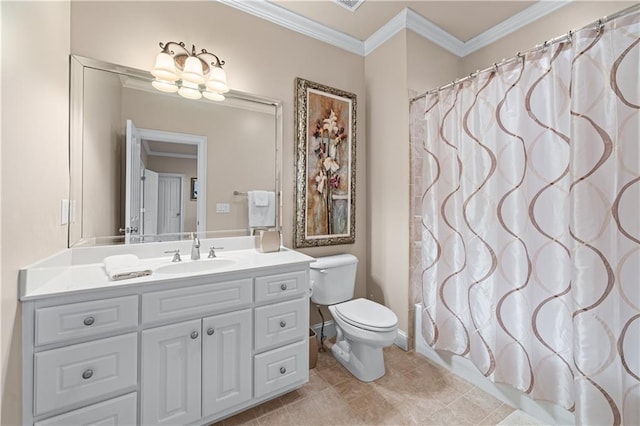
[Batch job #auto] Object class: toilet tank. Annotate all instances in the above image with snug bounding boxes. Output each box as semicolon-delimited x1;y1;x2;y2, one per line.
309;254;358;305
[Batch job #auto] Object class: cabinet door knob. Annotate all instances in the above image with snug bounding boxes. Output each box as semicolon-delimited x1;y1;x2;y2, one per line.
280;321;286;328
280;283;288;291
279;367;286;374
207;328;215;336
191;331;199;339
83;316;95;326
82;369;94;380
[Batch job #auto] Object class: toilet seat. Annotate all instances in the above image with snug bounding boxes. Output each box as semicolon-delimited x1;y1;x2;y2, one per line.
333;298;398;332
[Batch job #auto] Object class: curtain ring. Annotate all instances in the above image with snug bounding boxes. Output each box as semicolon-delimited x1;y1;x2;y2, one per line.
567;30;574;42
596;18;604;33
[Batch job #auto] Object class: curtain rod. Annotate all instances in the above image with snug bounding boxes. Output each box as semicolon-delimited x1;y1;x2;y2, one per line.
409;3;640;103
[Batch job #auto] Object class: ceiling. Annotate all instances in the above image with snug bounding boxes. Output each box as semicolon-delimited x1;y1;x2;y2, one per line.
221;0;570;56
272;1;536;42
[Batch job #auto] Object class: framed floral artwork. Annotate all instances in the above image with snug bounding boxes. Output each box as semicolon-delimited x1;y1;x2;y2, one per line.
294;78;356;248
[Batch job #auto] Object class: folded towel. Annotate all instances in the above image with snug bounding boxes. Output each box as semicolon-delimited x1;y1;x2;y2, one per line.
247;191;276;228
251;190;270;207
104;254;152;281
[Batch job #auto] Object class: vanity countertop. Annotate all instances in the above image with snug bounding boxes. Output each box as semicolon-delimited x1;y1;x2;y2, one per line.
19;237;314;301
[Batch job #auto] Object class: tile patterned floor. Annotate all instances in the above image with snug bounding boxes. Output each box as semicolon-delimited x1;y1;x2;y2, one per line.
214;344;516;425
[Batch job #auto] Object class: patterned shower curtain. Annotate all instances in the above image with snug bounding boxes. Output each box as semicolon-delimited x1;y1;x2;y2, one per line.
413;10;639;425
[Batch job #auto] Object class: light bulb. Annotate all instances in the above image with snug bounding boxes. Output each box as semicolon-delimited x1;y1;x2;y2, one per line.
151;52;178;82
181;56;205;84
152;79;179;93
203;91;225;101
178;80;202;100
206;66;229;93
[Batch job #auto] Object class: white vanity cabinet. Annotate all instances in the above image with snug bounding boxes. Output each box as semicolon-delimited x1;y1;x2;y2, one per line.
140;309;252;425
21;247;312;426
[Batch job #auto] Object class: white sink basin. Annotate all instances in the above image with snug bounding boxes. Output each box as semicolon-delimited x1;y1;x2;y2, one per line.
155;258;238;274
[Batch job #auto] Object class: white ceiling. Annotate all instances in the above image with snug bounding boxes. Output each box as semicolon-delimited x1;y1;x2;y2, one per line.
220;0;570;57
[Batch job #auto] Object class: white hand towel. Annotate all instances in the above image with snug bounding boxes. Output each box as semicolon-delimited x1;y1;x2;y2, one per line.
104;254;152;281
248;191;276;228
252;190;270;206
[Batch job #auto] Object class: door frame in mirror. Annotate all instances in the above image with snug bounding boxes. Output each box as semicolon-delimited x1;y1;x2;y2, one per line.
68;55;283;247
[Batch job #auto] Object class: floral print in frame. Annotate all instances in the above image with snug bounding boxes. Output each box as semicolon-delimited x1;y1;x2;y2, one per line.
294;78;356;247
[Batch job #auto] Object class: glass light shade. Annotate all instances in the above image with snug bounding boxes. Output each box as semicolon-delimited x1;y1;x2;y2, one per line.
181;56;205;84
203;91;225;101
205;66;229;93
152;79;179;93
151;52;178;82
178;80;202;100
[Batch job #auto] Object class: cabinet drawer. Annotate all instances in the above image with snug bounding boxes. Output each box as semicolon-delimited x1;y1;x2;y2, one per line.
255;298;307;351
254;340;308;398
35;296;138;346
34;392;137;426
34;333;137;416
142;278;252;324
255;271;307;304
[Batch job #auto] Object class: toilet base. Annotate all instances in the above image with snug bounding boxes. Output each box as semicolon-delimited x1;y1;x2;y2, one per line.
331;338;386;382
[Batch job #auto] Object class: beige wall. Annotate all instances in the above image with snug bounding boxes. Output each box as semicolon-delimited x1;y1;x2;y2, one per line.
365;31;410;333
462;1;636;75
1;2;70;425
407;30;463;96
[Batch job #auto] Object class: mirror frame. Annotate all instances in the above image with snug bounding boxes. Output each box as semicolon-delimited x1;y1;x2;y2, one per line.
69;55;283;247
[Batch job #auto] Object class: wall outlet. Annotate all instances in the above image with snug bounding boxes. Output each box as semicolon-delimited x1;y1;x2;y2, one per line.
216;203;230;213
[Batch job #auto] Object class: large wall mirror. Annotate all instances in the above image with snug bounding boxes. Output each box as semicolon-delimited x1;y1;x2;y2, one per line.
69;56;282;246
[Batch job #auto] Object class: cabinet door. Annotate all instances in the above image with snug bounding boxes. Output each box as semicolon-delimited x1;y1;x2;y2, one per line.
202;309;252;417
141;319;201;425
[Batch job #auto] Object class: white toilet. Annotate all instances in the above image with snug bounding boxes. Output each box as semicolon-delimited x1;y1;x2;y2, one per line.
310;254;398;382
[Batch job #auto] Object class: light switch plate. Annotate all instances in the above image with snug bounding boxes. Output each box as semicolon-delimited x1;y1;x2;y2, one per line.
61;200;69;225
216;203;230;213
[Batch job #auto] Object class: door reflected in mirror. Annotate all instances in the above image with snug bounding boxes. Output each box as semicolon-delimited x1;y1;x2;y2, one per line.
69;56;282;246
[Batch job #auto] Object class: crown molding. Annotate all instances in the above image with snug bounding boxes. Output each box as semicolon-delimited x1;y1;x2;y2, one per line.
363;9;407;56
461;1;571;56
218;0;571;58
405;8;466;57
218;0;364;56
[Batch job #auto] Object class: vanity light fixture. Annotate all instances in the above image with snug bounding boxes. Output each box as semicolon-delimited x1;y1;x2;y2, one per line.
151;41;229;101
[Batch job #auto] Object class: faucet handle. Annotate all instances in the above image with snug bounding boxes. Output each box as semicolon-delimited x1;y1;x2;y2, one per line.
208;246;224;258
164;249;181;262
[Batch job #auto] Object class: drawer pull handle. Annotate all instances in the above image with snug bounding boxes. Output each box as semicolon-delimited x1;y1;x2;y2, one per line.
280;321;286;328
82;369;94;380
191;331;199;339
280;367;286;375
280;283;288;291
83;316;95;326
207;328;215;336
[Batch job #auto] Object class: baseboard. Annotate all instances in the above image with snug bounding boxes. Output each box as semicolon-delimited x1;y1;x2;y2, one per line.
394;329;408;351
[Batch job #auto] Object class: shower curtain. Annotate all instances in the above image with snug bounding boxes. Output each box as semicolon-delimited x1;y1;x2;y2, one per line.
413;10;639;426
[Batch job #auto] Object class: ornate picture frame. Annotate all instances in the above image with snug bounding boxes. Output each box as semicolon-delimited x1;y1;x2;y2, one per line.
294;77;357;248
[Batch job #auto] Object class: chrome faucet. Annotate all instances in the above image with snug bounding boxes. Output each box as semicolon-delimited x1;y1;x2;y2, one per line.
191;233;201;260
208;246;224;258
165;249;181;262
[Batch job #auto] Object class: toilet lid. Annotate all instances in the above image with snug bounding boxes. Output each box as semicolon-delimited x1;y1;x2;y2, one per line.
334;298;398;331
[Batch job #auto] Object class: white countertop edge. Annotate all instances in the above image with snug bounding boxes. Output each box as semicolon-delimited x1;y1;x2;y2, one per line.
19;237;315;301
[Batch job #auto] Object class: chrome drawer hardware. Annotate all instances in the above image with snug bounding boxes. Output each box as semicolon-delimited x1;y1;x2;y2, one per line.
280;321;286;328
82;369;94;380
279;367;286;374
83;316;95;326
190;331;199;339
207;328;215;336
280;283;287;291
